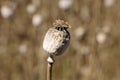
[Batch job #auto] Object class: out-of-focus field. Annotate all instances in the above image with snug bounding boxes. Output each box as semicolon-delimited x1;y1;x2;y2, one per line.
0;0;120;80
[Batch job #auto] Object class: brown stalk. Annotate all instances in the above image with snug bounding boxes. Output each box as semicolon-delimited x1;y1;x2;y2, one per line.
47;55;54;80
47;62;53;80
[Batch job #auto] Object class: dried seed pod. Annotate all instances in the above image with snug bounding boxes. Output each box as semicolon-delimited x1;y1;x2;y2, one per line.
43;19;71;56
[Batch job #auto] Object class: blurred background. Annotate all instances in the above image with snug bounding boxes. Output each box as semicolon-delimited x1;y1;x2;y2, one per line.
0;0;120;80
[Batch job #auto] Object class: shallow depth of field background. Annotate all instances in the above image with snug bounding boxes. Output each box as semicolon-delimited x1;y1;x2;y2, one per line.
0;0;120;80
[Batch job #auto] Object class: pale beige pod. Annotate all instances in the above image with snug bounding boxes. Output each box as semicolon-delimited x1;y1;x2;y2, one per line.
43;20;71;56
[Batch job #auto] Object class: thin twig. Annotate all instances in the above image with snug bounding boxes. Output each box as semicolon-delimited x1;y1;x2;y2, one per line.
47;62;53;80
47;56;54;80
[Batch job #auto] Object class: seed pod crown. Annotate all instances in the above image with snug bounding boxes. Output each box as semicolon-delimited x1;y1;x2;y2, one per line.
53;19;71;28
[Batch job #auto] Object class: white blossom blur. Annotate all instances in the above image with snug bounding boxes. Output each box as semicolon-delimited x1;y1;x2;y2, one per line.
74;27;86;40
104;0;116;8
19;44;28;54
26;3;37;14
32;14;43;27
96;32;107;44
58;0;73;10
1;2;17;19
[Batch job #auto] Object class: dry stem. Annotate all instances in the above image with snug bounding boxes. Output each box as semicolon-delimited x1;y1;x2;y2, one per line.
47;62;53;80
47;56;54;80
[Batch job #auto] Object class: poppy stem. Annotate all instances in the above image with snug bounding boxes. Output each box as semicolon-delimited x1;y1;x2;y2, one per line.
47;55;54;80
